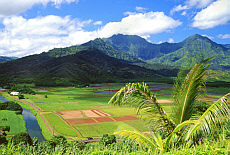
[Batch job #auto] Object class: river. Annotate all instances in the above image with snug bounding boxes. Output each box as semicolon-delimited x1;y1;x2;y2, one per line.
0;91;45;142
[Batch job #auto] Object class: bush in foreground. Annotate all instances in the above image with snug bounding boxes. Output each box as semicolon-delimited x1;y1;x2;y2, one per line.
11;133;33;145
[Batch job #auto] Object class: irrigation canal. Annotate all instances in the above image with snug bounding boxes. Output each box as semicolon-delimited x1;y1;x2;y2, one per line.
0;89;45;142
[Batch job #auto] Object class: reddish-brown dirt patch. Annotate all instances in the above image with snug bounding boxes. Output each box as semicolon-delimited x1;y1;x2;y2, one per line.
94;117;115;122
67;116;140;125
57;110;85;119
57;110;112;119
67;118;96;125
94;110;113;116
113;116;140;121
83;110;100;117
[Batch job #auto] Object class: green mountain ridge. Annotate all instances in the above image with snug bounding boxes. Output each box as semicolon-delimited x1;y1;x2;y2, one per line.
0;49;162;86
102;34;230;70
148;34;230;68
103;34;182;60
0;56;18;63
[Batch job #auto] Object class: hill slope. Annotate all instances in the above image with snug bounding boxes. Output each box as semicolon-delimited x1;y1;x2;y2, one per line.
103;34;183;60
0;49;161;86
148;34;230;68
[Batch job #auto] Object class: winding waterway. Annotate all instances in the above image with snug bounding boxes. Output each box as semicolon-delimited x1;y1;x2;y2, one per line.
0;91;45;142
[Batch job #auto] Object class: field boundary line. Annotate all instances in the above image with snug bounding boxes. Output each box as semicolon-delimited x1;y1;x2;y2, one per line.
53;111;83;137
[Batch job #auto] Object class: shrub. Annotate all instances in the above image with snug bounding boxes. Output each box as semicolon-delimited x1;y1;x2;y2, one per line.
0;101;23;114
99;134;116;146
18;94;25;99
0;135;7;145
48;135;67;148
11;133;33;145
70;140;86;150
193;100;212;115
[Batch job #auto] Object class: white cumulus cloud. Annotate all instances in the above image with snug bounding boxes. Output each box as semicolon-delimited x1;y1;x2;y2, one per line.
170;5;188;15
99;12;182;38
218;34;230;39
0;12;181;57
192;0;230;29
135;6;148;12
0;15;93;57
168;38;174;43
0;0;79;17
185;0;214;8
93;21;102;25
202;34;214;39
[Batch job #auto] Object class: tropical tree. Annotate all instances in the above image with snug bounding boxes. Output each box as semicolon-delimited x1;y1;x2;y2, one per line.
108;58;230;153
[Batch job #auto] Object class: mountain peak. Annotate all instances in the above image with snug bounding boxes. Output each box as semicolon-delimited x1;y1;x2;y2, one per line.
107;34;147;43
183;34;212;43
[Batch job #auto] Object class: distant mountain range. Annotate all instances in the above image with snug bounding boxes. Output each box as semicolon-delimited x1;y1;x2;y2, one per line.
0;56;17;63
103;34;230;69
0;34;229;85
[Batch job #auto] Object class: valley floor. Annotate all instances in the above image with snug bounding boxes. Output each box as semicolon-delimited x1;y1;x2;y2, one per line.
1;82;228;140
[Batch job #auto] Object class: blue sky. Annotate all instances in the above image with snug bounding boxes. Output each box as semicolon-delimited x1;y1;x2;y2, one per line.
0;0;229;57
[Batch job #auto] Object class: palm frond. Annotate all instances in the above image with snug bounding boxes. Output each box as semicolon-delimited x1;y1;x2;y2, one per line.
171;58;212;125
115;130;162;152
108;82;175;133
108;82;167;116
184;93;230;141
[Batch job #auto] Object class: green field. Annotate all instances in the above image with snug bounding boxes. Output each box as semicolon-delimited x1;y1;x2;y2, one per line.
3;82;228;139
0;110;26;135
43;112;78;137
74;121;137;137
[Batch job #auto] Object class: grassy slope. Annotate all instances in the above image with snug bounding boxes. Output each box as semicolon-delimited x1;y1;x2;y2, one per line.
74;121;136;137
43;113;78;137
0;110;26;135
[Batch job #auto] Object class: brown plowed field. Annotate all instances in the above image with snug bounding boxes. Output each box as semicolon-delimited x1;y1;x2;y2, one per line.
67;118;97;124
83;110;100;117
57;110;112;119
57;110;84;119
94;117;115;122
68;116;140;125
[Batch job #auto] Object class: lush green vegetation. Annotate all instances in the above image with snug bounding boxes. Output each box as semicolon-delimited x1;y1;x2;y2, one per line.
0;134;229;154
108;58;230;153
149;34;230;69
0;110;26;135
43;113;78;137
0;49;161;86
75;122;137;138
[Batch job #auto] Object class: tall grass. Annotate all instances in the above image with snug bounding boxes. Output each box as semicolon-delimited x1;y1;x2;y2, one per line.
0;136;229;155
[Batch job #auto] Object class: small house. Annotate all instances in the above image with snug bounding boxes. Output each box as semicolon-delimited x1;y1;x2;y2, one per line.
10;92;19;96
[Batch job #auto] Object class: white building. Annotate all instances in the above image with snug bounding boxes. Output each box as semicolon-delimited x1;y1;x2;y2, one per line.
10;92;19;96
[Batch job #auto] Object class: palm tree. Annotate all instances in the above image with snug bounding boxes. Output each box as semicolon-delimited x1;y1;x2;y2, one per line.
108;58;230;153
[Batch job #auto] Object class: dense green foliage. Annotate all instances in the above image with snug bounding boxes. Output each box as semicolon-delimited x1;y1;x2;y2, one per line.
0;49;161;86
108;59;230;153
0;136;229;154
149;34;230;69
103;34;182;60
0;110;26;135
82;38;140;62
11;133;33;145
0;101;22;114
99;134;116;146
8;85;35;95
